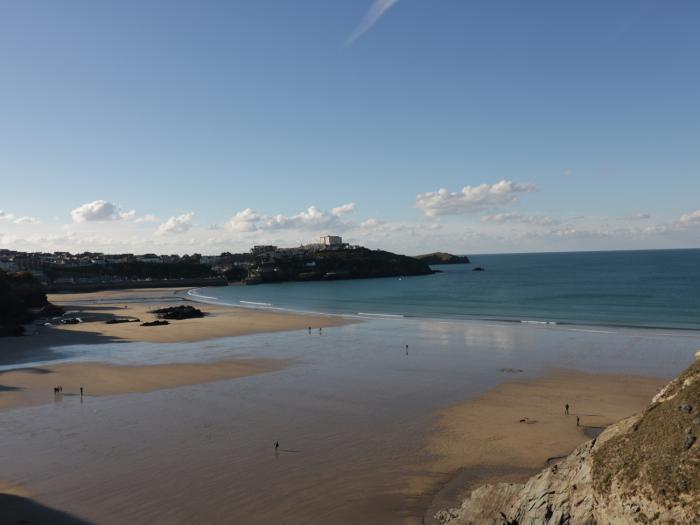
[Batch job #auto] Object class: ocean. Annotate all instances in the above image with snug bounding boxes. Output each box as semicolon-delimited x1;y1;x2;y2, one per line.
192;249;700;331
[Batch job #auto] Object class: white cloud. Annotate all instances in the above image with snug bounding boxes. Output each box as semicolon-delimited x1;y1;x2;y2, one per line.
679;209;700;226
347;0;400;44
331;202;356;216
14;216;41;225
564;168;573;177
226;208;261;232
226;204;351;233
480;212;557;226
134;214;158;224
119;209;136;221
156;212;194;235
0;210;15;221
416;180;537;217
71;200;122;222
360;218;383;228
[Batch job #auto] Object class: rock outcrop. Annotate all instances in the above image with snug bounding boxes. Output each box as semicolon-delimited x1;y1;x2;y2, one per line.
414;252;471;265
436;360;700;525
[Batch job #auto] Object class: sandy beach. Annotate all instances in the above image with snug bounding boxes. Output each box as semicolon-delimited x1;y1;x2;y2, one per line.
0;358;291;412
0;289;695;524
416;370;665;523
46;287;354;343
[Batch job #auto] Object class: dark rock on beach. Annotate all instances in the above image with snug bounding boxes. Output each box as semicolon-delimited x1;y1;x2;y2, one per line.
150;305;204;320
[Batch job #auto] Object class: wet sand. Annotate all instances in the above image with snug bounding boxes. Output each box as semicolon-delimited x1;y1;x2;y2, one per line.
0;314;695;524
0;358;291;412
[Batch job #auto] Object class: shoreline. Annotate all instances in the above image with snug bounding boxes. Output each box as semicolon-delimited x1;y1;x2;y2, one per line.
184;284;700;334
0;287;357;360
0;287;695;524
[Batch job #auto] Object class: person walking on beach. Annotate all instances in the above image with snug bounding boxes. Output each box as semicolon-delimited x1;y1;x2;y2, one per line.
274;441;279;453
318;327;322;334
80;386;84;398
308;326;311;334
576;416;580;427
405;344;409;355
565;403;569;415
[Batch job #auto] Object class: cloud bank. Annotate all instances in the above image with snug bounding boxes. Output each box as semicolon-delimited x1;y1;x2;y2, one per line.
226;203;356;233
416;180;537;217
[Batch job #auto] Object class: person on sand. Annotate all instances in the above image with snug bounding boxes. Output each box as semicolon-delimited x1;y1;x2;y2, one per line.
565;403;569;415
308;326;311;334
405;344;408;355
274;441;279;453
318;327;322;334
576;416;580;427
80;386;84;398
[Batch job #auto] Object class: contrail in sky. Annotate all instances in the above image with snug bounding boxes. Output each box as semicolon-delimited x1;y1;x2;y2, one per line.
346;0;401;45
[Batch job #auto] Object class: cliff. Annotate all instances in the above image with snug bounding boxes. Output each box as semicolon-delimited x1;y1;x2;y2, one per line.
436;360;700;524
0;270;49;336
415;252;471;265
248;248;435;284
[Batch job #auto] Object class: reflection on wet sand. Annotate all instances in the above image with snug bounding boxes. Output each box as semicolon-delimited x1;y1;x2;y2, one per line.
0;319;697;524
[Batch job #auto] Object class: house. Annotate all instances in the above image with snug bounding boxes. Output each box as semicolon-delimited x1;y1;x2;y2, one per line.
320;236;342;247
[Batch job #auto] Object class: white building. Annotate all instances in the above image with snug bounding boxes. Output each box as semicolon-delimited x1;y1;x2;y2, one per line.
320;235;342;247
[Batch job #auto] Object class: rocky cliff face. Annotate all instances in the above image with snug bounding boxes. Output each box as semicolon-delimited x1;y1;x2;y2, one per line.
436;361;700;525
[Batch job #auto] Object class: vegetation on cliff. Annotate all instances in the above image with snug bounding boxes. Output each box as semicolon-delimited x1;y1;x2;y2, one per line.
45;262;215;283
592;360;700;513
249;247;434;283
414;252;471;265
0;270;49;336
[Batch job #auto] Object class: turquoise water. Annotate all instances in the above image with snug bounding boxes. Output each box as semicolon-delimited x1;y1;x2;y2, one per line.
194;249;700;330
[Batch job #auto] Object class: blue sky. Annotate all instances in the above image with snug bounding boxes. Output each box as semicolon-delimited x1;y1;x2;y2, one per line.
1;0;699;254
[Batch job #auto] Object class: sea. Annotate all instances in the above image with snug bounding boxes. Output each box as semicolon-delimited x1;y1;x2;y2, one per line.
1;249;699;524
190;249;700;331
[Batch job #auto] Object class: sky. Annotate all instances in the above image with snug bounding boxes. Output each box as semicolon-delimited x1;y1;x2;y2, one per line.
1;0;699;255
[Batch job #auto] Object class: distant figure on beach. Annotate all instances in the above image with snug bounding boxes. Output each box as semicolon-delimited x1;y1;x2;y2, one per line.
319;327;322;334
274;441;279;453
565;403;569;415
576;416;580;427
308;326;311;334
54;387;58;395
80;387;84;398
405;344;408;355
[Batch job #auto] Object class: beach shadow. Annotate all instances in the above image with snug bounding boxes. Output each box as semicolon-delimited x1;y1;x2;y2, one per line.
0;367;52;376
0;385;22;392
280;449;302;453
0;493;95;524
0;328;126;367
583;426;605;439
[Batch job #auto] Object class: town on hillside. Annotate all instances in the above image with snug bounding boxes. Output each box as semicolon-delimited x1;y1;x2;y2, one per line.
0;236;450;290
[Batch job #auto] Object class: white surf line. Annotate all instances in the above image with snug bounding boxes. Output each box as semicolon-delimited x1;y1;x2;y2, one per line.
357;312;405;319
565;328;616;334
240;300;273;307
186;289;219;300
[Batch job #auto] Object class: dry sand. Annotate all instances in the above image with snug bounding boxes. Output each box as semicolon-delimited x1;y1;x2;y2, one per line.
46;288;353;344
413;369;666;523
0;358;290;412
